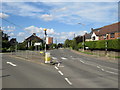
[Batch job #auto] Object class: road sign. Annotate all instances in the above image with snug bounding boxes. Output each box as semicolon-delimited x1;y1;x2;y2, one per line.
34;42;41;46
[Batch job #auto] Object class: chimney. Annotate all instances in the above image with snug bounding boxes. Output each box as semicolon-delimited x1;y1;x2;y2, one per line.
33;33;36;36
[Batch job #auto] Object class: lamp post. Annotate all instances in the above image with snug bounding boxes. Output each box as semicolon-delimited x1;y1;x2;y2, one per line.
78;23;86;52
44;28;47;53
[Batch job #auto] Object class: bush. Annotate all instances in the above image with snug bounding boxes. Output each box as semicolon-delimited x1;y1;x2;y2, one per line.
83;39;120;50
85;41;97;49
78;42;82;49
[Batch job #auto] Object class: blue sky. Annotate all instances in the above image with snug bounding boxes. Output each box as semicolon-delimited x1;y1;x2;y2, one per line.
0;1;118;43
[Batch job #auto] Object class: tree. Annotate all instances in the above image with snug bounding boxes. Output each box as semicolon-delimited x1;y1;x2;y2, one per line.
74;35;83;44
58;43;63;48
64;39;71;47
17;42;26;50
2;31;11;52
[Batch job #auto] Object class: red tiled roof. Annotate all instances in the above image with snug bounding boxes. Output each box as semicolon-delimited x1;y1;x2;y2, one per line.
94;31;100;36
99;22;120;35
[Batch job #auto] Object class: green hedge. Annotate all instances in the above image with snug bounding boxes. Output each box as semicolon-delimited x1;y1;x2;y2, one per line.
78;39;120;50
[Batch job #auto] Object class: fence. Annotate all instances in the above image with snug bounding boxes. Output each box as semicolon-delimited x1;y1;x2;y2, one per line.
11;50;44;62
79;49;120;59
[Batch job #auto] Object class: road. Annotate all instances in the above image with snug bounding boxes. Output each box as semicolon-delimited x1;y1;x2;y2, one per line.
2;49;118;88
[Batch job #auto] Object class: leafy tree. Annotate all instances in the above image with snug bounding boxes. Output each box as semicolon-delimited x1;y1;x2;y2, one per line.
2;31;11;52
74;35;83;44
64;39;70;47
58;43;63;48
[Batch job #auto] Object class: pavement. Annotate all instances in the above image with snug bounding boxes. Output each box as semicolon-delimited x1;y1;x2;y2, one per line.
1;49;119;88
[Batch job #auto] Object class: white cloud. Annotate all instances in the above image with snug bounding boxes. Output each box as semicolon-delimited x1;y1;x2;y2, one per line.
9;32;14;36
2;2;43;17
24;25;87;43
17;32;25;37
0;13;9;18
2;2;118;24
24;26;55;35
40;14;53;21
2;0;120;2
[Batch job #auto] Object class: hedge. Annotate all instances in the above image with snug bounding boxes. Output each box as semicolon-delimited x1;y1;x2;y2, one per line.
78;39;120;50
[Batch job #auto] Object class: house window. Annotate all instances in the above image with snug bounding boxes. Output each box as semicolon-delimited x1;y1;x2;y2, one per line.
110;33;115;38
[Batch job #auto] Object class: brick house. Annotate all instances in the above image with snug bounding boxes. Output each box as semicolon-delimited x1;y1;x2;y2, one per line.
90;22;120;40
99;22;120;40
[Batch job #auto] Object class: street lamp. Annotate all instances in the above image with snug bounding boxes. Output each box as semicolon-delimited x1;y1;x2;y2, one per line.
44;28;47;53
78;23;86;52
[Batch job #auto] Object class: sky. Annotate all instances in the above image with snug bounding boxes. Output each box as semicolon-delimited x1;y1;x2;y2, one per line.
0;0;119;43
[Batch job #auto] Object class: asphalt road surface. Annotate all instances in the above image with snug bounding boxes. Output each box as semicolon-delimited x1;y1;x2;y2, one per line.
2;49;118;88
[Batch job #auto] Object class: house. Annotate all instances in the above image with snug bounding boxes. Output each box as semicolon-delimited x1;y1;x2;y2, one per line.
84;33;92;41
46;37;53;45
24;33;43;48
10;38;17;46
99;22;120;40
90;22;120;40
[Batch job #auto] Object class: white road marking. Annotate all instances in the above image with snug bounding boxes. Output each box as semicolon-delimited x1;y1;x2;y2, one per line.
99;65;118;71
52;57;57;60
57;63;61;67
58;66;64;67
65;78;72;85
7;62;17;67
58;70;64;75
105;71;118;75
55;66;59;70
101;68;105;71
97;66;100;68
80;60;85;63
61;57;67;60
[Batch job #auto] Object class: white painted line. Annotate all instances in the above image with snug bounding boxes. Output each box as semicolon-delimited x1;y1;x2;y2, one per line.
97;66;100;69
58;70;64;75
58;66;64;67
57;63;61;67
61;57;67;60
85;62;95;66
99;65;118;71
101;68;105;71
80;60;85;63
65;78;72;85
105;71;118;75
7;62;17;67
52;57;57;60
55;66;59;70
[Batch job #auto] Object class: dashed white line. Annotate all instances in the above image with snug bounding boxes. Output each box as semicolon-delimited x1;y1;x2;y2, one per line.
65;78;72;85
61;57;67;60
52;57;57;60
55;66;59;70
105;71;118;75
101;68;105;71
99;65;118;71
7;62;17;67
97;66;100;69
80;60;85;63
58;70;64;75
